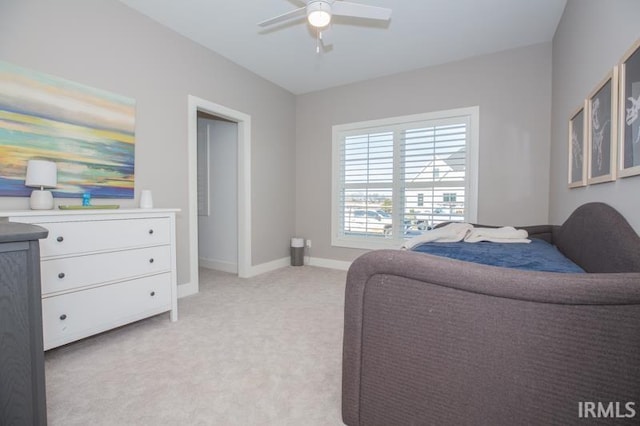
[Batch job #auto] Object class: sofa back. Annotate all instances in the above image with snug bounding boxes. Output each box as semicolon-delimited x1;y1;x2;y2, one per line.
552;202;640;273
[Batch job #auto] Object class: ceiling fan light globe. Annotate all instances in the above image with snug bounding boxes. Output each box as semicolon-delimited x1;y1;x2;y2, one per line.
308;10;331;27
307;1;331;28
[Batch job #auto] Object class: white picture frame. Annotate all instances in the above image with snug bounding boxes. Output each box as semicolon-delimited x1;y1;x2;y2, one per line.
568;102;587;188
618;38;640;178
587;67;618;185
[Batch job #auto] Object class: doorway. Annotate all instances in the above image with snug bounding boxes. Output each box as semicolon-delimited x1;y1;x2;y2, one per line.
197;112;238;273
185;95;252;297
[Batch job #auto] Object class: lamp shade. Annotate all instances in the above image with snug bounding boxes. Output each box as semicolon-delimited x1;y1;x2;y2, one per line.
25;160;57;189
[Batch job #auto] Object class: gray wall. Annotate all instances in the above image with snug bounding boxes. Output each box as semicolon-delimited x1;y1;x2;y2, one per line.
8;0;634;275
295;43;553;262
0;0;296;285
550;0;640;231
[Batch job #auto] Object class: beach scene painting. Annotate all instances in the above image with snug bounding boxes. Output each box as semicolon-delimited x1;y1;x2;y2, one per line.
0;61;135;198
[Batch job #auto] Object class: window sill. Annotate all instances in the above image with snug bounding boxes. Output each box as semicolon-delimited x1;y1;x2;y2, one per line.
331;236;402;251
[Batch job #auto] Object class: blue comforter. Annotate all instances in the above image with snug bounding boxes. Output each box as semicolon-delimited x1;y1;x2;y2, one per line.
411;239;585;273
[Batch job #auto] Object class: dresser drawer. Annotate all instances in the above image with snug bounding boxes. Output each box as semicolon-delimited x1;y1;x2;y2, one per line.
42;273;171;350
37;217;170;257
40;245;171;295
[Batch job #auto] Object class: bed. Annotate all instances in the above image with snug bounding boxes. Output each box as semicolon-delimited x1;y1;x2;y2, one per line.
342;202;640;425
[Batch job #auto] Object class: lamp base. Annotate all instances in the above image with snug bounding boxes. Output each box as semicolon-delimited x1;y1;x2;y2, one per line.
30;190;54;210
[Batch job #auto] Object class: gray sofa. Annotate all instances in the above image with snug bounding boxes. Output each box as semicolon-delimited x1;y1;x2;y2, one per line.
342;202;640;425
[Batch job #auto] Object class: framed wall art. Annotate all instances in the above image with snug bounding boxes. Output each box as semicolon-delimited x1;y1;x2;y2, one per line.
568;103;587;188
618;38;640;178
587;67;618;185
0;61;136;198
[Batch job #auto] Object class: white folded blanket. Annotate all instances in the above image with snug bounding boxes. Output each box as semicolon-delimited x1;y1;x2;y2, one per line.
464;226;530;243
401;222;473;249
401;223;530;249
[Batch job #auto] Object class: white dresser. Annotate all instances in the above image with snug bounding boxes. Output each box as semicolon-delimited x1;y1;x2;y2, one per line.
1;209;179;350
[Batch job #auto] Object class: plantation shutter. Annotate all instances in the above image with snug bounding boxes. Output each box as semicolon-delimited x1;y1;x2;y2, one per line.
197;123;210;216
333;107;477;249
400;118;468;232
339;131;394;238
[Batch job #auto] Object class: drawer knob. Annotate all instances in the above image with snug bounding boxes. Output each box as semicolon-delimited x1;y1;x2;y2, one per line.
149;258;154;263
59;314;67;321
58;272;65;279
148;229;154;235
56;236;64;242
150;291;156;297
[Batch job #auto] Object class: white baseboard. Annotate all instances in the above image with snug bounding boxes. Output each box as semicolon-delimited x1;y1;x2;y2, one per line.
183;257;352;293
199;258;238;274
177;281;198;299
179;257;289;297
244;256;351;278
306;257;352;271
246;256;290;277
247;256;352;276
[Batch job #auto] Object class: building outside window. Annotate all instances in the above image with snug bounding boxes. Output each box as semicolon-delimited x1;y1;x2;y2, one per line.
443;193;457;203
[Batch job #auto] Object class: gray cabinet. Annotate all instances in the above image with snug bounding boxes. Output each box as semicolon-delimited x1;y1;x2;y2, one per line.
0;222;48;425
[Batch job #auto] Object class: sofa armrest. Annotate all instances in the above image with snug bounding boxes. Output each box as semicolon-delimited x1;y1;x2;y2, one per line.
342;249;640;425
344;250;640;306
552;202;640;272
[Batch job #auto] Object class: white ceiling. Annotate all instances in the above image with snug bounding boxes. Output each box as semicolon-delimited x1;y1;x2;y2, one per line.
119;0;567;95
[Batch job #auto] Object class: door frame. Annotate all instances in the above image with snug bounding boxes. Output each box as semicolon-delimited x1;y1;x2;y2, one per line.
186;95;252;295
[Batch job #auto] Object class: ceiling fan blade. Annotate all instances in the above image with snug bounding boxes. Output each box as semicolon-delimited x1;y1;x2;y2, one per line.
258;7;306;27
332;1;392;21
320;27;333;47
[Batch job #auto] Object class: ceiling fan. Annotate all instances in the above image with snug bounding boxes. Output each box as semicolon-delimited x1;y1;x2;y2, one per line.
258;0;392;52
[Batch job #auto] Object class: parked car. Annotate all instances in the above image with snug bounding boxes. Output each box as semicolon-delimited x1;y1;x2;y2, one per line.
344;209;393;236
345;209;431;238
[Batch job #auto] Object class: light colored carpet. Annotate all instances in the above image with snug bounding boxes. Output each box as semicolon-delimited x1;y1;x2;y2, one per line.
44;266;348;425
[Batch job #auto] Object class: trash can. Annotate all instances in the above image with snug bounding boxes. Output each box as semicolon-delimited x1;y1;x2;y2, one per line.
290;237;304;266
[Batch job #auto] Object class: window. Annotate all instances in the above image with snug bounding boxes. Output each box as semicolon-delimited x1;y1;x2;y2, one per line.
332;107;479;249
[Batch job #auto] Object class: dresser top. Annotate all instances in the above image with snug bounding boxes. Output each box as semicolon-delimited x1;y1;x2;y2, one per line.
0;208;180;218
0;222;49;242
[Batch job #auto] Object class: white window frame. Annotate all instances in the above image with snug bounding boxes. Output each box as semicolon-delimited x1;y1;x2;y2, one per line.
331;106;479;250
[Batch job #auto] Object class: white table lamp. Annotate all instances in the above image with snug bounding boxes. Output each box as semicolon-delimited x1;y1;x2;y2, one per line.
25;160;57;210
